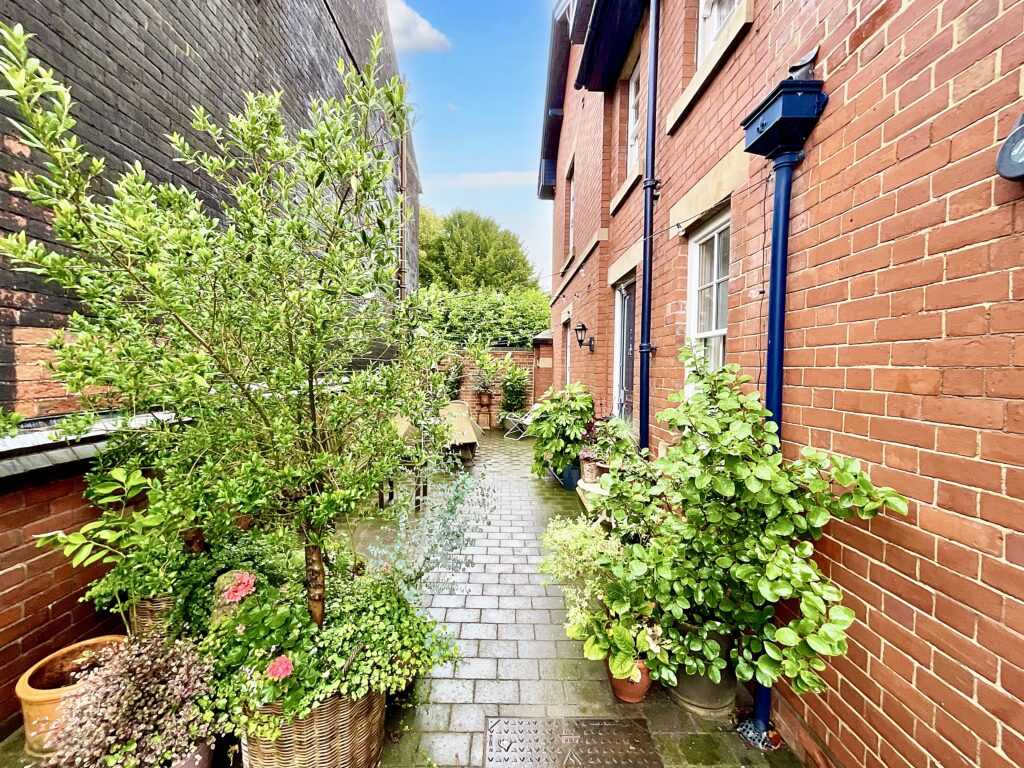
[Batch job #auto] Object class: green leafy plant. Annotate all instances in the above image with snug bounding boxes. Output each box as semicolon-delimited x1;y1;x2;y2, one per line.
526;383;594;476
442;356;464;401
466;338;512;396
0;22;467;733
590;347;908;693
592;417;636;462
499;363;528;415
419;286;549;347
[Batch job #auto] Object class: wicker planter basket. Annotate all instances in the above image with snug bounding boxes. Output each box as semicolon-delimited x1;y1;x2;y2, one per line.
241;692;386;768
128;596;175;636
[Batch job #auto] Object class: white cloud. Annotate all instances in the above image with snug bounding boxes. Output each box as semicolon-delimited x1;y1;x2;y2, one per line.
425;171;535;190
387;0;452;53
447;102;460;111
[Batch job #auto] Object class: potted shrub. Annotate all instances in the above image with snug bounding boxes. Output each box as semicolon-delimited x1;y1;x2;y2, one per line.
499;362;529;428
468;340;510;428
538;517;653;702
39;635;215;768
592;417;636;476
36;465;181;634
0;26;470;767
15;635;126;757
578;445;600;484
592;348;909;713
526;383;594;490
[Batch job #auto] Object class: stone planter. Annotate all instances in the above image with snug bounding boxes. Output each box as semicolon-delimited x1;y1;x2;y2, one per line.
665;667;738;716
15;635;126;756
580;456;599;484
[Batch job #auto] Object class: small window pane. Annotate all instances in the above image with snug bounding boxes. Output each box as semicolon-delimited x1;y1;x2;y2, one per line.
699;240;714;285
716;229;730;278
715;279;728;329
698;286;713;332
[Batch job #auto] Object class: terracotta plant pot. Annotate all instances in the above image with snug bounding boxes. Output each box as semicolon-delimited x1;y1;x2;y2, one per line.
596;461;610;477
607;660;651;703
15;635;126;757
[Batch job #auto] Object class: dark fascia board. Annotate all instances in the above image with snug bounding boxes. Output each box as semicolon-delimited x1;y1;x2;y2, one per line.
574;0;646;93
569;0;597;43
538;9;571;200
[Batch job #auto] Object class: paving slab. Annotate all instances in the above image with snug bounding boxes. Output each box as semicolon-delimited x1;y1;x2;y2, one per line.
380;433;800;768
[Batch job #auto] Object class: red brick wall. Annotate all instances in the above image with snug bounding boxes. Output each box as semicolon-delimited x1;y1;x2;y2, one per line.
0;464;117;740
453;348;534;430
533;340;554;404
547;1;1024;766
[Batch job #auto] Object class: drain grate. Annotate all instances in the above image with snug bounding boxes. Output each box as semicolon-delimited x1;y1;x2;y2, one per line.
484;717;663;767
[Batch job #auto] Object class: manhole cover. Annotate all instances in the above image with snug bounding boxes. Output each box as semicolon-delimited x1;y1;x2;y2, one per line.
484;718;663;767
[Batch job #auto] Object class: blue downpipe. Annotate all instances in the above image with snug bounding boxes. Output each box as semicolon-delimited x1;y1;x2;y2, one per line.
638;0;660;450
753;149;805;737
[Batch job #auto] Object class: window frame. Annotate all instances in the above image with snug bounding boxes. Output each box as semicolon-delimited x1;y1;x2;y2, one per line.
563;320;572;386
686;210;731;371
697;0;739;65
626;62;642;175
567;165;575;259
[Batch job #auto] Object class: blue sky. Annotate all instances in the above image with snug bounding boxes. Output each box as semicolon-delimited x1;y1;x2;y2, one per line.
387;1;555;287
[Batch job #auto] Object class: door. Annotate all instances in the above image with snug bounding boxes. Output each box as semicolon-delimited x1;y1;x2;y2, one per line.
616;281;636;420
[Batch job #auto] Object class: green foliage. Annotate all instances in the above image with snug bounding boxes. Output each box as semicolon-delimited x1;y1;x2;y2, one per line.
202;568;456;737
0;409;23;437
442;356;464;401
500;364;529;415
526;384;594;476
591;417;636;462
544;347;908;695
0;22;470;733
419;209;538;291
419;286;550;348
539;516;621;637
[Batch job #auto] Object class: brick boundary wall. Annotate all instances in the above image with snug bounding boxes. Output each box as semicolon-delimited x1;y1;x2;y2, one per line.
544;1;1024;767
453;348;535;430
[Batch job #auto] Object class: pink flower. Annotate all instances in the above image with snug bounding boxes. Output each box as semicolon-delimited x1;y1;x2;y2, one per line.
235;624;246;634
224;571;256;603
267;655;293;680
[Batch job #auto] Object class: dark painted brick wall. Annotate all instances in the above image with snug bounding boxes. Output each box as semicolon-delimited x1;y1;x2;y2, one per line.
0;0;419;416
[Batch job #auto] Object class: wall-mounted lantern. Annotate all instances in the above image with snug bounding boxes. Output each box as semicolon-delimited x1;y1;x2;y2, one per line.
573;322;594;353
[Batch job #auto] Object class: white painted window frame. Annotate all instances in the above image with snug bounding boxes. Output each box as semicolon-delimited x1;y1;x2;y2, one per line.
697;0;739;64
563;320;572;386
626;62;642;175
612;278;636;418
567;166;576;258
686;210;731;371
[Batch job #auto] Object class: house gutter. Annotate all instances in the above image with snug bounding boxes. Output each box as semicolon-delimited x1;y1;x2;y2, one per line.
637;0;660;450
739;77;828;744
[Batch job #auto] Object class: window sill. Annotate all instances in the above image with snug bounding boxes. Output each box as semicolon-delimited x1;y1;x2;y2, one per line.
610;171;642;215
665;0;754;135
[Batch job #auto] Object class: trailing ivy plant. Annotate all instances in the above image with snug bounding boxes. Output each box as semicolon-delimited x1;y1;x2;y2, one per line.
0;23;467;727
593;347;908;694
526;383;594;476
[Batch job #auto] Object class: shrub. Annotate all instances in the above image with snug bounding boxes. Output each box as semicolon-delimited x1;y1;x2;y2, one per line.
589;347;908;692
500;364;529;414
43;636;214;768
419;286;549;348
526;384;594;476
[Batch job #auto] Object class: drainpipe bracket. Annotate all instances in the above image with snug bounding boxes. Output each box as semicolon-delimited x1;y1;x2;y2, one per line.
638;343;656;355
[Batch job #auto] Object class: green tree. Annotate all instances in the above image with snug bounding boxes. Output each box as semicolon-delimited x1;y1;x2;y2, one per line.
0;25;452;628
420;208;538;290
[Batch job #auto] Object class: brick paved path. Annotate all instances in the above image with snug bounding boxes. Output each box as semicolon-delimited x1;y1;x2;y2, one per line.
381;433;800;768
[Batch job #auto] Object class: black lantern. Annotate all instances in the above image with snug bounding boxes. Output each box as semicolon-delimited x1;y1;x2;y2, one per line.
573;322;594;353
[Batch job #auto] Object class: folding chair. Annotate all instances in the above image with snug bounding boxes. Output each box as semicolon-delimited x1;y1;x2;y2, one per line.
504;403;540;440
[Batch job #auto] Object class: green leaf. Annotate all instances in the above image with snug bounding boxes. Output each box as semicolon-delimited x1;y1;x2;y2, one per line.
775;627;800;646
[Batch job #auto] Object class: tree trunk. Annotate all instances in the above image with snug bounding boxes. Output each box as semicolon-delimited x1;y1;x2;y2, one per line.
305;543;326;628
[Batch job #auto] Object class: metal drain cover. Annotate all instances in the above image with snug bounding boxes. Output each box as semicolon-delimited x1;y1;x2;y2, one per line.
484;718;663;767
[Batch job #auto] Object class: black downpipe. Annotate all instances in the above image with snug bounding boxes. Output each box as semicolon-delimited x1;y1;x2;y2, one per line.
637;0;660;450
